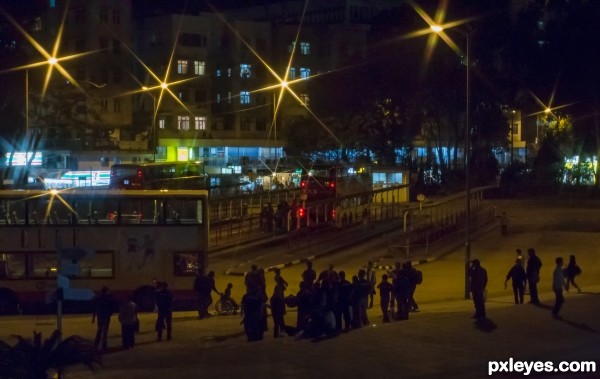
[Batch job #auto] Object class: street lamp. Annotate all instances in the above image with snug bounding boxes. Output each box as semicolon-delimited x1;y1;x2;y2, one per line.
431;24;472;299
511;109;516;163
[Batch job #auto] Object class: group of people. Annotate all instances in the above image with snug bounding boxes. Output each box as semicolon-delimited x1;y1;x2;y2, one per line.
91;281;176;351
237;260;423;342
472;248;583;321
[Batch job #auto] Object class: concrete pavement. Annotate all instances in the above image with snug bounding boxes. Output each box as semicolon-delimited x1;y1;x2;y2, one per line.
2;198;600;378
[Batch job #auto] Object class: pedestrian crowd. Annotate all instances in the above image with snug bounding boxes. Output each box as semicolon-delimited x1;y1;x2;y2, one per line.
89;247;584;350
236;260;423;342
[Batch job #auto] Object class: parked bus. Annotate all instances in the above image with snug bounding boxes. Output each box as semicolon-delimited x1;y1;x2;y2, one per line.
109;161;207;190
0;189;208;314
298;165;372;225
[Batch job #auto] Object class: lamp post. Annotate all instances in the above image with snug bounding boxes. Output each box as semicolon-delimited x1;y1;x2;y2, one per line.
511;109;515;163
431;24;472;299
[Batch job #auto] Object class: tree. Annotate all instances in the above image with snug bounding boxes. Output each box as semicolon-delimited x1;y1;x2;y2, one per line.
0;330;100;379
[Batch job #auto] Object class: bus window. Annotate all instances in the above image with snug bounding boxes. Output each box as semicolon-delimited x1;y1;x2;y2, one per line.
0;253;25;278
0;200;26;225
173;252;201;276
29;252;57;278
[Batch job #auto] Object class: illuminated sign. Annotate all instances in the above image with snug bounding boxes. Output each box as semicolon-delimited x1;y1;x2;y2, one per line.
5;152;43;166
177;147;189;161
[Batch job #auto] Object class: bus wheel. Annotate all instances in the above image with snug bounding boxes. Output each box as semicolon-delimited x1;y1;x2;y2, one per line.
0;288;19;315
133;285;156;312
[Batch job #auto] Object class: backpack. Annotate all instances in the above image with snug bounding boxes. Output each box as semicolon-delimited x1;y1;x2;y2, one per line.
575;265;582;276
415;270;423;285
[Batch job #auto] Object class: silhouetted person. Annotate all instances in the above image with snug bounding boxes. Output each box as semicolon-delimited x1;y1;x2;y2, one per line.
564;254;582;293
500;212;509;236
335;271;353;333
118;295;137;349
92;286;116;351
505;257;527;304
242;286;264;342
468;259;488;320
552;257;566;319
270;276;287;338
355;269;371;326
194;270;209;319
366;261;376;309
302;261;317;287
274;267;288;289
155;281;174;341
377;274;393;322
526;248;542;304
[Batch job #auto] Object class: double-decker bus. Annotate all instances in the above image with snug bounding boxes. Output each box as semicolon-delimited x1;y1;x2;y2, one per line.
109;161;207;190
0;189;208;314
298;166;372;225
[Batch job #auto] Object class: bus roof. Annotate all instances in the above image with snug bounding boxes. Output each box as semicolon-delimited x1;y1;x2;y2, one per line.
0;189;209;199
111;161;203;168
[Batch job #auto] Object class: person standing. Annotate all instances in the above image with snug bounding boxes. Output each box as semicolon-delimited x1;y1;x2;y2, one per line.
526;248;542;304
270;276;287;338
355;269;371;326
504;257;527;304
193;270;209;319
366;261;376;309
155;281;174;341
301;261;317;288
335;271;353;333
552;257;566;319
468;259;488;320
118;295;138;350
564;254;582;293
92;286;116;351
377;274;393;323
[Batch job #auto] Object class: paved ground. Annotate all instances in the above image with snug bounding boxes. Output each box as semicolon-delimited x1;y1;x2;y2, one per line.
2;198;600;378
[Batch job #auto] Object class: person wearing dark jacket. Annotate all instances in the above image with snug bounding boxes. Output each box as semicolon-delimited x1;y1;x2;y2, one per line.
468;259;488;320
155;281;174;341
92;286;116;351
504;257;527;304
526;248;542;304
335;271;353;333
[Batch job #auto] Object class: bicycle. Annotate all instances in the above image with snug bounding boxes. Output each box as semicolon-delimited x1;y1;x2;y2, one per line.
215;295;239;315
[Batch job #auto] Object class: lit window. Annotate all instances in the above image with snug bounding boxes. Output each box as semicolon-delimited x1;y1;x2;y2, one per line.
289;68;296;79
228;91;231;104
227;68;231;77
300;42;310;55
177;60;188;74
299;67;310;79
216;93;221;103
158;118;166;129
178;116;190;130
100;98;108;111
240;91;251;104
240;64;252;78
216;69;221;77
299;93;310;106
194;61;205;76
49;0;56;8
287;41;295;53
178;90;188;101
194;116;207;130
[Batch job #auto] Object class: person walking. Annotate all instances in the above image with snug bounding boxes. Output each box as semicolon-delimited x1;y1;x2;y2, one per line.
405;261;422;312
504;257;527;304
92;286;116;351
526;248;542;304
155;281;174;341
377;274;393;323
564;254;582;293
118;295;138;350
468;259;488;320
552;257;566;319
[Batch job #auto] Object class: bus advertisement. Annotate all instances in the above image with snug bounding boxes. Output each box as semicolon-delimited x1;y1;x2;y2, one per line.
0;189;208;314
